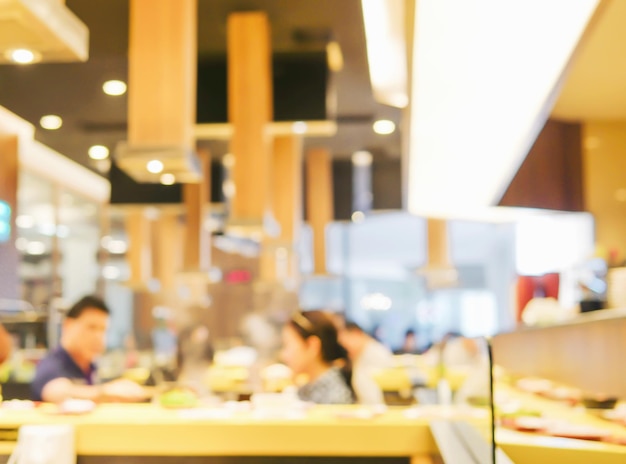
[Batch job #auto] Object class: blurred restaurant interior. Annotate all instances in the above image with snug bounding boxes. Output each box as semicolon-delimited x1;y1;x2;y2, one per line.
1;0;626;462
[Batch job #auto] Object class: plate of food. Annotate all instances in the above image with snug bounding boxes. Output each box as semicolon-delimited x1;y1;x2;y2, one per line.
602;407;626;423
500;416;547;432
158;386;199;409
545;424;612;441
58;399;96;415
516;377;553;395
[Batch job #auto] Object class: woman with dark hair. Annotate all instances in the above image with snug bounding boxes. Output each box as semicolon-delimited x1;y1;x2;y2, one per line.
280;310;354;404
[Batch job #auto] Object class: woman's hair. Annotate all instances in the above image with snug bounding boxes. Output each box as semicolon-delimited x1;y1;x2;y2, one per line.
289;310;347;363
289;310;354;399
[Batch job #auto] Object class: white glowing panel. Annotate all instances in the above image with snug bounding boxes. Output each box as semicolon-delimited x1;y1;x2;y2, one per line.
515;212;594;276
408;0;598;216
362;0;408;108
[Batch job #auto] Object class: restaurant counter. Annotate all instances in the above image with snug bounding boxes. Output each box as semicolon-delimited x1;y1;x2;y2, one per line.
493;307;626;399
0;402;623;463
0;403;437;464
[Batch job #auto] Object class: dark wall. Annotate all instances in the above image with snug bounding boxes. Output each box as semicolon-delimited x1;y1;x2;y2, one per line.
109;160;224;204
498;119;584;211
197;52;329;123
305;158;402;221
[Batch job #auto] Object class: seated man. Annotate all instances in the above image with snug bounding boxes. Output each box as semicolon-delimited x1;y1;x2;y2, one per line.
31;295;146;403
337;321;394;404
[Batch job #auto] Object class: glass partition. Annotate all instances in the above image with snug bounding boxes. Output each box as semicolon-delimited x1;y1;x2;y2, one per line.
16;171;56;310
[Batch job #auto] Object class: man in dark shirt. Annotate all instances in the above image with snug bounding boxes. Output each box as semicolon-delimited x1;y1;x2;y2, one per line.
31;295;146;403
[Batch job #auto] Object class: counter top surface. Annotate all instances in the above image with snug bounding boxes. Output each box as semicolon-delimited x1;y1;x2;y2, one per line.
0;404;440;457
499;307;626;334
0;399;623;462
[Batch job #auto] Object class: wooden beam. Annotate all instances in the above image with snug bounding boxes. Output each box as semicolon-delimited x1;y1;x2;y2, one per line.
227;12;273;224
128;0;197;147
306;147;334;275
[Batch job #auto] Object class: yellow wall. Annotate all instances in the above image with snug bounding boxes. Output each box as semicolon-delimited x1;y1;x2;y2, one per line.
583;121;626;263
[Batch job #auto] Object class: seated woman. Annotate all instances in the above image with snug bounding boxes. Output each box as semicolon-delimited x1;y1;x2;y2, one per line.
281;310;354;404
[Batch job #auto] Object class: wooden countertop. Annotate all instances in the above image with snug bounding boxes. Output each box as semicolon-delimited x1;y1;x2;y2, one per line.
0;404;438;457
0;400;624;462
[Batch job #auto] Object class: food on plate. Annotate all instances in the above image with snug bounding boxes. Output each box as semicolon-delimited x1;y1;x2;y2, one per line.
541;386;581;405
545;423;612;441
516;377;553;394
466;396;490;407
159;387;198;409
581;395;618;410
510;416;548;432
58;399;96;415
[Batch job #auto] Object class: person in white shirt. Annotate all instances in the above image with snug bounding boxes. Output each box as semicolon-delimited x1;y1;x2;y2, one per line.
337;320;394;405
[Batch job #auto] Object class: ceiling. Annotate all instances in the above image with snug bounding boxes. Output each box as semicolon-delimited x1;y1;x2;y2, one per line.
552;0;626;121
0;0;402;176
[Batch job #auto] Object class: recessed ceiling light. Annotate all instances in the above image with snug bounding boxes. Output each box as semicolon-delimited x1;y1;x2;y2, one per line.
102;265;121;280
351;211;365;223
222;153;235;169
88;145;109;160
147;159;164;174
292;121;308;134
373;119;396;135
107;239;128;254
7;48;40;64
222;179;236;198
15;215;34;229
26;241;46;256
352;150;373;167
39;115;63;130
160;173;176;185
103;80;127;96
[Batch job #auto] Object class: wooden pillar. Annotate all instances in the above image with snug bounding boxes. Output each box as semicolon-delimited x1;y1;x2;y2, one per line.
260;135;303;282
154;212;182;291
0;135;19;299
128;0;197;149
125;210;152;288
306;148;334;275
426;218;451;269
273;135;303;244
182;150;211;272
227;12;273;225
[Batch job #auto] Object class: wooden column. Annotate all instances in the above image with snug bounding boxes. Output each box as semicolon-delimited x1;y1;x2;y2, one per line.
422;217;457;289
128;0;197;148
272;135;303;244
154;212;182;291
306;148;334;275
182;150;211;272
125;210;152;288
260;135;304;282
426;218;451;269
0;135;19;299
227;12;273;225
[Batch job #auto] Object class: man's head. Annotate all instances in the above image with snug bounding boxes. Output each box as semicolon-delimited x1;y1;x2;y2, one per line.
337;321;369;360
62;296;110;363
